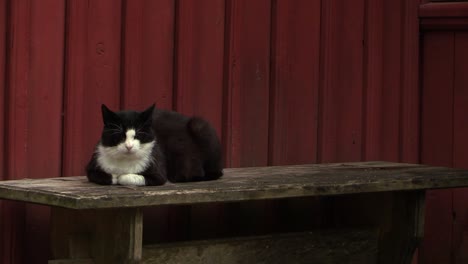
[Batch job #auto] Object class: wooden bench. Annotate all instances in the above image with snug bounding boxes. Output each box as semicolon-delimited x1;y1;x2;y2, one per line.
1;161;468;264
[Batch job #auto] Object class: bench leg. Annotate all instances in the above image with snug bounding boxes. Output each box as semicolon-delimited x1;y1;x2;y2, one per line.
378;191;425;264
50;207;143;264
326;191;425;264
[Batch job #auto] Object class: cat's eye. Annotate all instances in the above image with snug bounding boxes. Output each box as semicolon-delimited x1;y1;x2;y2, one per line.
135;129;154;143
136;130;150;137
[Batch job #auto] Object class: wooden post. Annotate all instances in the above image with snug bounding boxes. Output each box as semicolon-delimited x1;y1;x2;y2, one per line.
50;207;143;264
326;191;425;264
378;191;425;264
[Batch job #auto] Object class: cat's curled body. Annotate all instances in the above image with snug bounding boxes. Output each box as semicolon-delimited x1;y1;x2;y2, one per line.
86;104;223;186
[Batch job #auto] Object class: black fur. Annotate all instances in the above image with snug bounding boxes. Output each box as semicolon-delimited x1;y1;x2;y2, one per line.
86;104;223;185
153;109;224;182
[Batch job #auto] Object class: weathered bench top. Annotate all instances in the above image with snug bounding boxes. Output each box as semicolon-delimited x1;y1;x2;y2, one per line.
0;161;467;209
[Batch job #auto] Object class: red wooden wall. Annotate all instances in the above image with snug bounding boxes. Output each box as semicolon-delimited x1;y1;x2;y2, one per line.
420;2;468;263
0;0;464;263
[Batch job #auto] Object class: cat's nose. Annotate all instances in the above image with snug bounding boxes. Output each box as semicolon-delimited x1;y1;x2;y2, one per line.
125;144;133;151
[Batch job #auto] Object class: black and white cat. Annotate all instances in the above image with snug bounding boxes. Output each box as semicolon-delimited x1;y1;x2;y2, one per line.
86;104;223;186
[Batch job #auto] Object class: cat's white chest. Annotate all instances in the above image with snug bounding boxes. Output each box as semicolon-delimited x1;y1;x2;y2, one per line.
96;141;155;175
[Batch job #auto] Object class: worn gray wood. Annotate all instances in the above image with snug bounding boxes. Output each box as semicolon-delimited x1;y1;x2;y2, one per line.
0;161;467;209
51;207;143;264
142;230;378;264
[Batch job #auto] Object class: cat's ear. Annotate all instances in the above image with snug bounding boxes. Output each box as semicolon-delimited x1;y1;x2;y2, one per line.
101;104;119;125
139;104;155;124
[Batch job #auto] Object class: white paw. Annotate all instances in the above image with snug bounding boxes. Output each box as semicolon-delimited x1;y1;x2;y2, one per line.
111;174;119;185
118;174;146;186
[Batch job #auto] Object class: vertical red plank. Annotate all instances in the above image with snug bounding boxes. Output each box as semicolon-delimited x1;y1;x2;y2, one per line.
1;1;65;262
121;0;176;243
319;0;365;162
174;0;225;240
0;1;5;259
0;0;5;179
1;1;31;262
269;0;320;165
400;0;420;163
383;0;406;162
5;0;30;182
121;0;174;110
420;36;455;192
363;0;384;161
28;0;64;178
62;0;122;177
0;4;6;257
452;32;468;264
224;0;271;168
420;32;455;264
268;0;322;233
364;0;403;161
23;1;65;262
175;0;224;130
223;0;271;236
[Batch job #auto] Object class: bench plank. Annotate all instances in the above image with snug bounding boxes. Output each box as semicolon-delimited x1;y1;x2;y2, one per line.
0;161;467;209
142;230;378;264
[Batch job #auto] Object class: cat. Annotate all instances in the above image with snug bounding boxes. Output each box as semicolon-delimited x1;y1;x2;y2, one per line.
86;104;223;186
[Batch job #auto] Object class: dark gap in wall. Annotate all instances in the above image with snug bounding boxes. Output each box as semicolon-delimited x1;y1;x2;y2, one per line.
316;0;327;164
171;0;180;111
59;0;70;177
221;0;233;168
397;0;404;163
361;0;369;161
3;0;12;179
119;0;127;109
1;0;12;180
267;0;277;166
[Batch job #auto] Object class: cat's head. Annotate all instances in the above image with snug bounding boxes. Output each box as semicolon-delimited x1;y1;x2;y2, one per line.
99;104;156;157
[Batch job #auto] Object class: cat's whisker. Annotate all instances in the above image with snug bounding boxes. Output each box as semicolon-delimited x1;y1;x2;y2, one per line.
135;128;146;135
105;129;123;135
109;123;123;129
136;121;150;131
107;124;123;132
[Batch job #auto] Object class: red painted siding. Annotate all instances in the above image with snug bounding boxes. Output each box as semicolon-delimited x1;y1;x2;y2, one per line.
452;33;468;264
319;0;365;163
122;0;175;110
365;0;402;161
24;1;65;262
0;1;65;262
224;0;272;168
0;1;6;260
419;3;468;263
420;31;468;264
62;0;122;177
174;0;226;240
121;0;176;243
420;32;456;264
1;0;466;263
269;0;320;166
